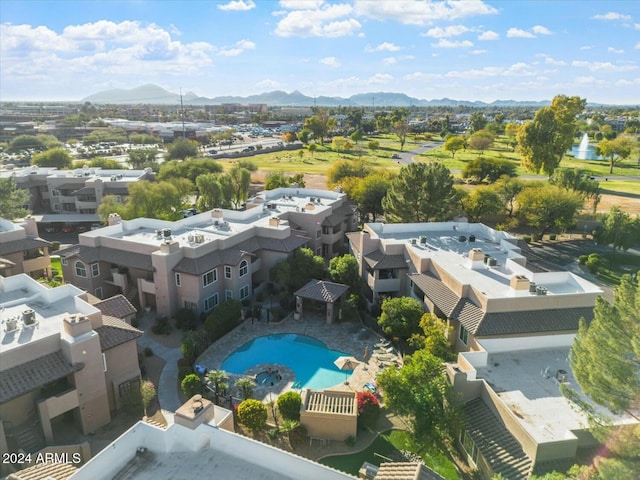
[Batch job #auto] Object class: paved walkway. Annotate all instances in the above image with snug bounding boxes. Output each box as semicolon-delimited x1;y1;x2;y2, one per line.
136;313;181;425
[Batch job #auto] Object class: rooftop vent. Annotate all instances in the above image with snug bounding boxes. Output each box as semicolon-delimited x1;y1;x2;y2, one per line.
487;257;497;267
193;233;205;243
419;236;427;245
155;229;163;240
410;238;417;245
469;234;476;242
529;282;537;293
556;369;568;383
458;235;467;242
536;286;548;296
22;309;36;326
4;316;19;332
163;228;172;238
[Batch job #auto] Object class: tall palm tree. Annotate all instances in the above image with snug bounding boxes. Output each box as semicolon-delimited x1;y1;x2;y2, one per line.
235;377;256;400
206;370;229;404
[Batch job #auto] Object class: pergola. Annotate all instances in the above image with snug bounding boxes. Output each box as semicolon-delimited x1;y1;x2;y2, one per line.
293;279;349;324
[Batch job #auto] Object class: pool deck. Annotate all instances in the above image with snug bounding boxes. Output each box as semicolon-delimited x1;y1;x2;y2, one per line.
197;313;402;401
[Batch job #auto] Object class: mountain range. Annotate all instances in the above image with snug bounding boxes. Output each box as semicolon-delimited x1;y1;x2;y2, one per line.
82;83;554;107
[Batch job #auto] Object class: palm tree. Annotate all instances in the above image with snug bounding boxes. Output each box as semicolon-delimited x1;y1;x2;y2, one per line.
206;370;229;404
279;419;300;450
235;377;256;400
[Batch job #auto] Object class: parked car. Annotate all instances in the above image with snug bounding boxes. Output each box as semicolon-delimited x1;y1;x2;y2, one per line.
60;225;74;233
391;153;401;159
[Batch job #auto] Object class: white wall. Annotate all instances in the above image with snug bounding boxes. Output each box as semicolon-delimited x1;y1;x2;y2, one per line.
478;334;575;353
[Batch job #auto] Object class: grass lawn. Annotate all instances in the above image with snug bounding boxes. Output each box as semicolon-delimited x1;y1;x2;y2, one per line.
50;256;63;280
319;430;460;480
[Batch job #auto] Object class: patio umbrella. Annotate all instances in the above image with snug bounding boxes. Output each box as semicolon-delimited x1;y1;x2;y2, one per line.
334;356;360;384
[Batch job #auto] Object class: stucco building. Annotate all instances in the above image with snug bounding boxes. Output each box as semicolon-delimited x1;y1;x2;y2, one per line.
0;217;52;279
57;188;356;314
0;274;142;458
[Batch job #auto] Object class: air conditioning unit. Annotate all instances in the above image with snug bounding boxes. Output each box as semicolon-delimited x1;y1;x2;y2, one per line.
194;233;205;243
5;316;18;332
469;235;476;242
419;236;427;244
529;282;537;293
155;229;163;239
487;257;497;267
22;309;36;326
458;235;467;242
536;286;548;296
410;238;417;245
309;197;315;203
188;234;195;242
163;228;172;238
110;176;117;181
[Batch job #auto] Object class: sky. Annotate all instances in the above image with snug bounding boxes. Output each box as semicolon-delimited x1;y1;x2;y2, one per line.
1;0;639;104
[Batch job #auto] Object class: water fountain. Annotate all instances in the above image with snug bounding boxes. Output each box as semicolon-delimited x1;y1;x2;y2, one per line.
576;133;590;160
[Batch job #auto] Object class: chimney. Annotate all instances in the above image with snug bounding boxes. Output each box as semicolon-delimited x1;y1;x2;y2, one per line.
268;217;280;227
22;216;39;237
510;275;530;291
305;202;316;210
468;248;485;270
63;315;92;338
211;209;223;219
107;213;122;226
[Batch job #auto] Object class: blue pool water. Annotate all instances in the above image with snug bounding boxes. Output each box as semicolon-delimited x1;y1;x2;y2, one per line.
221;334;353;390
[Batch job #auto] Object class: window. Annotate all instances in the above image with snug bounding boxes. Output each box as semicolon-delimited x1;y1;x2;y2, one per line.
75;261;87;278
204;293;219;312
202;268;217;287
239;260;248;277
61;257;68;266
459;325;469;345
460;430;479;465
175;273;181;287
316;247;322;256
224;266;232;279
102;353;107;372
316;229;322;239
184;301;197;311
240;285;249;300
95;287;103;299
91;263;100;277
225;289;233;301
118;377;140;399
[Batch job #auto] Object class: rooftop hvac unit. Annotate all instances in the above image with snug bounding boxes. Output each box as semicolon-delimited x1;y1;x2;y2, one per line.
316;198;321;203
163;228;172;238
288;195;293;200
536;286;548;296
458;235;467;242
214;220;219;226
188;234;195;242
556;369;568;382
487;257;497;267
194;233;205;243
529;282;537;293
110;176;117;181
22;309;36;326
469;235;476;242
155;229;163;240
419;236;427;244
309;197;315;203
5;316;18;332
410;238;417;245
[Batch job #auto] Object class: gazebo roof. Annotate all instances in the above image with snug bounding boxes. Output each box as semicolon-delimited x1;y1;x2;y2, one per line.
294;279;349;303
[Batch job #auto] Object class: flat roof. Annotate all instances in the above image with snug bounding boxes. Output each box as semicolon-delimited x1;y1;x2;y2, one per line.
475;347;636;443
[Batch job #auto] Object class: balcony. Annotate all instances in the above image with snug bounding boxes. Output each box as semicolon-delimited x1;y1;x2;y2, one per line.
75;200;98;209
38;387;79;418
22;255;51;273
368;273;401;293
138;277;155;294
107;268;128;290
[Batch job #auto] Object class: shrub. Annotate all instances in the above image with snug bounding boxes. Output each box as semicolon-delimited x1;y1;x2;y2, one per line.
152;316;172;335
277;391;302;421
50;241;60;252
144;346;154;357
178;366;193;382
522;235;532;243
237;399;268;431
181;373;201;398
174;308;197;331
357;391;381;427
140;380;156;417
586;253;602;274
345;435;356;447
204;300;242;342
579;255;589;265
50;268;59;277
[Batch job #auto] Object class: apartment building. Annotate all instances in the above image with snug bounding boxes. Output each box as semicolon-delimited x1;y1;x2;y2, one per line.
1;165;155;223
57;188;356;316
347;222;626;478
0;216;52;279
0;274;142;458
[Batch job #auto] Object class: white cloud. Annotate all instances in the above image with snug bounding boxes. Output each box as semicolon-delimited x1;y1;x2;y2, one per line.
531;25;552;35
580;45;593;50
274;3;361;37
218;0;256;11
320;56;340;67
446;66;503;78
218;39;256;56
471;49;488;55
256;79;281;89
403;72;442;80
365;42;400;52
544;56;566;66
423;25;470;38
432;39;473;48
591;12;632;21
635;42;640;49
507;28;535;38
353;0;497;26
368;73;393;84
279;0;324;9
635;23;640;30
572;60;638;72
383;56;397;65
503;62;536;76
608;47;624;54
478;30;499;40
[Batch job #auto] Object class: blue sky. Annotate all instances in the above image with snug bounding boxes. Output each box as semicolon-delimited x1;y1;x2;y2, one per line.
1;0;639;104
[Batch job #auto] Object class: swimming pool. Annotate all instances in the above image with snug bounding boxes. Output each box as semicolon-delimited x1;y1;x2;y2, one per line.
221;333;353;390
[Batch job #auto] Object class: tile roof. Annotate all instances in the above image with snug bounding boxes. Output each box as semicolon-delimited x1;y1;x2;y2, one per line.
364;251;408;270
463;398;533;480
295;279;349;303
408;273;461;317
6;461;77;480
452;299;485;334
0;351;83;404
57;245;153;271
95;316;143;351
93;294;137;319
477;307;594;336
0;237;51;255
374;462;445;480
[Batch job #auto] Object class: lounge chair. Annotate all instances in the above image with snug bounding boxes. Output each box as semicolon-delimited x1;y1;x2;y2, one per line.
375;339;391;348
364;382;376;393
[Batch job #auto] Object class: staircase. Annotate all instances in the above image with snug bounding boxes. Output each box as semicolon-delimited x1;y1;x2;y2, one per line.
14;425;45;453
125;285;139;307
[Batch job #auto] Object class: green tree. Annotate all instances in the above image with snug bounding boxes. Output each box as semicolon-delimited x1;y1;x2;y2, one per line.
367;140;380;154
206;370;229;404
181;374;202;398
462;156;516;184
196;173;231;210
129;148;158;168
82;128;127;145
140;380;156;417
277;391;302;421
307;143;317;157
382;162;457;223
377;350;456;445
495;176;525;217
593;206;639;256
237;399;268;431
350;129;363;144
264;172;289;190
392;120;411;151
328;254;360;293
81;157;121;169
7;134;48;153
0;177;30;219
517;184;583;236
331;136;348;154
327;160;371;186
31;148;73;168
517;95;586;174
468;129;494;154
408;314;454;360
351;173;391;222
443;136;465;158
303;109;336;144
469;111;488;133
158;158;223;185
598;135;636;174
458;186;504;223
549;167;600;212
270;248;325;292
378;297;423;339
110;180;189;221
235;377;256;400
129;133;161;145
298;128;311;144
167;138;199;160
222;166;251;209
